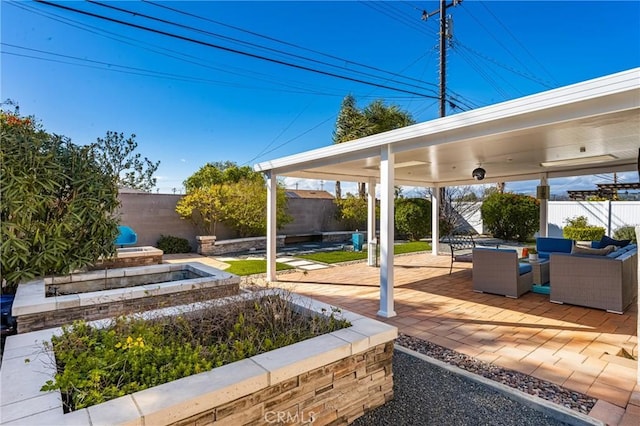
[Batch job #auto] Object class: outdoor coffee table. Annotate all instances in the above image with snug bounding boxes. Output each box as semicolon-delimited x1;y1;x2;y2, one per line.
521;258;550;294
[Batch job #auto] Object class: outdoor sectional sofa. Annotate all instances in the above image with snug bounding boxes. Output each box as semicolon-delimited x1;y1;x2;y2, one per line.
536;237;574;259
549;243;638;314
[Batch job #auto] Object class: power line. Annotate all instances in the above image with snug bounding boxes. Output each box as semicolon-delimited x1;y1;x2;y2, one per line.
8;1;351;97
455;41;554;89
451;43;512;100
88;0;440;96
35;0;440;100
360;0;437;38
143;0;441;93
478;1;558;86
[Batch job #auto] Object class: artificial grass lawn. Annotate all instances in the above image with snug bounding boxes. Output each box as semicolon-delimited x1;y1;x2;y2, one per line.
394;241;431;254
224;259;294;276
298;241;431;264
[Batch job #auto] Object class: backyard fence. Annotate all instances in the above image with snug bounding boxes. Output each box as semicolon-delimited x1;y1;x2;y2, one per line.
458;201;640;237
118;193;640;250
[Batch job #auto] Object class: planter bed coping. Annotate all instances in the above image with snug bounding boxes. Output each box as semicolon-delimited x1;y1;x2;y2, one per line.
12;262;239;316
114;246;163;258
1;288;397;426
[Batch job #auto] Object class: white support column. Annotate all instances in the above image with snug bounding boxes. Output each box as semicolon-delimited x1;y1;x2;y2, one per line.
367;177;377;266
635;226;640;386
431;186;440;256
266;171;277;282
378;145;396;318
539;175;549;237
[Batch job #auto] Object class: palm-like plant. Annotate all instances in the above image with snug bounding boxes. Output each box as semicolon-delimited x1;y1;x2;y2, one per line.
332;96;415;199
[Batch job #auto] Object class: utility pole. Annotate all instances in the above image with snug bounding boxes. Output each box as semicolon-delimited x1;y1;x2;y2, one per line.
423;1;463;235
422;0;462;118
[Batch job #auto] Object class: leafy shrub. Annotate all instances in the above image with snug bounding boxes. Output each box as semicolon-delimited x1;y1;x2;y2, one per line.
41;294;350;411
1;111;119;290
564;216;589;228
334;194;369;230
156;235;191;254
177;162;291;238
395;198;431;241
562;216;605;241
613;225;637;243
480;193;539;242
563;227;605;241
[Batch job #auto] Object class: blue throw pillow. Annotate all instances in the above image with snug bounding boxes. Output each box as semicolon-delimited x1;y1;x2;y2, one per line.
599;235;631;248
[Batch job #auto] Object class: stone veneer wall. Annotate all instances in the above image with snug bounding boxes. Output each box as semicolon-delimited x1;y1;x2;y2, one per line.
17;284;239;334
88;253;163;270
174;341;394;426
197;235;286;256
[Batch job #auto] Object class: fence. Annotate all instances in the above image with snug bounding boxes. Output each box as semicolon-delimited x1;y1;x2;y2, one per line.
546;201;640;237
117;193;345;249
458;201;640;237
118;193;640;249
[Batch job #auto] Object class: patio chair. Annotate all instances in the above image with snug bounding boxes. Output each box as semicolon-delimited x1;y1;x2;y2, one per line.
444;234;476;274
472;247;533;298
444;234;499;274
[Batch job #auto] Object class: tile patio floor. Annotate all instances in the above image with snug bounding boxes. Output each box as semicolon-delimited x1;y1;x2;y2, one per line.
268;252;639;425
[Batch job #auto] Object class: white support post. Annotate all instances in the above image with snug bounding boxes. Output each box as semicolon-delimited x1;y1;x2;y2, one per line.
367;177;377;266
539;175;549;237
378;145;396;318
636;226;640;386
432;186;440;256
266;171;277;282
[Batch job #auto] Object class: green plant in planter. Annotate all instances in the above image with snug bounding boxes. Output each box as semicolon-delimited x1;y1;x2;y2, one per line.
562;216;605;241
41;294;350;412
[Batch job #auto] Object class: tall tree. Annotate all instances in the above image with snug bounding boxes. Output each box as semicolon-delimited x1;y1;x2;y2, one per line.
332;95;415;198
94;131;160;192
1;110;120;290
177;162;291;238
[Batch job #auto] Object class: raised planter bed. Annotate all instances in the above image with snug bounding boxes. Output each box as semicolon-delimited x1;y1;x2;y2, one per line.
12;262;240;334
197;235;286;255
89;246;164;270
1;290;397;425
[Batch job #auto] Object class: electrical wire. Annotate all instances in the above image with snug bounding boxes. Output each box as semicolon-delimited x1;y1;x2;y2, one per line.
8;1;356;98
34;0;441;100
451;42;512;100
456;40;554;89
359;0;437;38
143;0;441;92
478;1;559;86
88;0;440;96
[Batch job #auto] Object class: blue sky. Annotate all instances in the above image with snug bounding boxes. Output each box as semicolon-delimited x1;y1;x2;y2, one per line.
2;1;639;195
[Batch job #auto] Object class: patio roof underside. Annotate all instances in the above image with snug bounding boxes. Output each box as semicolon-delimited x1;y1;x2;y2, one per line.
255;69;640;187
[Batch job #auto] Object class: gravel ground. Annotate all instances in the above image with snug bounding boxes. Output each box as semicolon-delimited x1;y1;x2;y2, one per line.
352;349;572;426
395;333;596;415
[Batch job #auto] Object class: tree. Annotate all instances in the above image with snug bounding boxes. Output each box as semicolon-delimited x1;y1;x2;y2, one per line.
395;198;431;241
176;162;291;238
94;131;160;192
481;192;539;242
332;95;415;198
1;110;120;290
183;162;259;193
419;186;483;236
334;193;370;230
